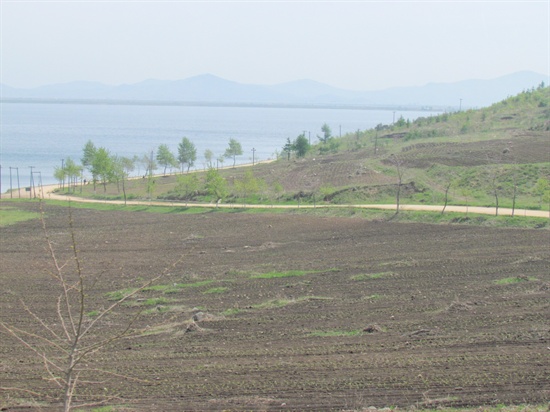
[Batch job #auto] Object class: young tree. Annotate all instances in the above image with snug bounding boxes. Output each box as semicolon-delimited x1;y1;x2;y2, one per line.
156;144;177;176
205;168;228;206
318;123;332;144
177;137;197;173
81;140;97;190
293;133;310;158
234;170;260;206
0;204;178;411
175;173;199;206
64;158;83;193
389;154;406;216
282;138;293;160
204;149;214;169
81;140;97;171
224;138;243;167
91;147;113;193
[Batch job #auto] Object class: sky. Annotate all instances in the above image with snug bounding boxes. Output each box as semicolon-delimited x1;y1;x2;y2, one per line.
1;1;548;91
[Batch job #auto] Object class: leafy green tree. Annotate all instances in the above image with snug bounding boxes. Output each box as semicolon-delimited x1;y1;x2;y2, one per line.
318;123;332;143
91;148;113;193
294;133;310;158
81;140;97;170
53;166;67;188
234;170;260;204
81;140;98;189
175;173;199;205
224;138;243;167
178;137;197;173
205;168;228;206
204;149;214;169
64;158;83;192
156;144;177;175
141;152;157;177
282;138;293;160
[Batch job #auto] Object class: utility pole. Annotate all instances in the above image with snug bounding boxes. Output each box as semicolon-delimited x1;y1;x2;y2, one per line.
16;167;21;198
29;166;35;198
61;158;65;190
9;167;13;198
252;148;256;166
459;98;462;111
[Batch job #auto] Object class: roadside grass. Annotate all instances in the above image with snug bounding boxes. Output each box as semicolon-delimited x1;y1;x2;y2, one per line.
0;206;40;226
5;198;549;229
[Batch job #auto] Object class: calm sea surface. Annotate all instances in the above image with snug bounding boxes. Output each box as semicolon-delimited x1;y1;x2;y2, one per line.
0;102;440;192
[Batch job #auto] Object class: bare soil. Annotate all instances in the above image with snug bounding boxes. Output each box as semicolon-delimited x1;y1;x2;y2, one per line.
1;201;549;411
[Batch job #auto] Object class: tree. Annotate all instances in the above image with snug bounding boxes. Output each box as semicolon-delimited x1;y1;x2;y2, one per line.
389;154;406;216
141;151;157;177
81;140;97;190
282;138;293;160
234;170;260;205
205;168;228;206
111;156;134;205
54;166;67;189
294;133;310;158
177;137;197;173
156;144;177;176
175;173;199;206
224;138;243;167
81;140;97;170
64;158;83;193
0;204;175;411
91;147;113;193
318;123;332;144
204;149;214;169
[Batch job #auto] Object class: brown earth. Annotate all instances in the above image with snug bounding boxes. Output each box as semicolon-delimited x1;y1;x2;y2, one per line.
1;201;549;411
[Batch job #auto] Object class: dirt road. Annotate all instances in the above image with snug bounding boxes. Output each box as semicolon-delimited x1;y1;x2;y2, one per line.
35;184;549;218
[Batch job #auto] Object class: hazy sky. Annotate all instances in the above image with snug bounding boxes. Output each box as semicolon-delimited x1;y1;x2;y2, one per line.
1;1;548;91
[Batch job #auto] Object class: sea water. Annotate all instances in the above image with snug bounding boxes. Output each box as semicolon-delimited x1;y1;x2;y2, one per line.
0;101;440;193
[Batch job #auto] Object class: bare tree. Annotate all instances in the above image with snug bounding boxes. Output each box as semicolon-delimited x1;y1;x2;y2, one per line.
389;154;406;216
0;203;179;411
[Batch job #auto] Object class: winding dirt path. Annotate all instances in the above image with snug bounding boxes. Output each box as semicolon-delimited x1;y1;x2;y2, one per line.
36;184;549;218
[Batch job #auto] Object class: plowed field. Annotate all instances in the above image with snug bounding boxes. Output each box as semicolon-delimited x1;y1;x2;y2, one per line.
1;202;549;411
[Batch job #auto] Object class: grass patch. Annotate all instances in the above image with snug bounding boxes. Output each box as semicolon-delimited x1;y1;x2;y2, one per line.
143;280;215;294
202;287;228;294
351;272;394;281
251;270;312;279
363;294;383;301
85;310;100;317
142;305;171;315
309;329;363;337
105;287;139;301
222;308;242;316
494;276;537;285
0;207;40;226
251;269;338;279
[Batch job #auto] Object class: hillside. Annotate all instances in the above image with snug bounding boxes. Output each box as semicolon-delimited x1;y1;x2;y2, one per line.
67;85;549;218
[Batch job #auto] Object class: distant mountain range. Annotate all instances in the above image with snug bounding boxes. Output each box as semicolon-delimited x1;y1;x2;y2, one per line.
1;71;547;109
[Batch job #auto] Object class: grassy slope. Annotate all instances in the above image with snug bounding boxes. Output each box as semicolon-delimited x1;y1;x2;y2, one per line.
56;86;550;211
